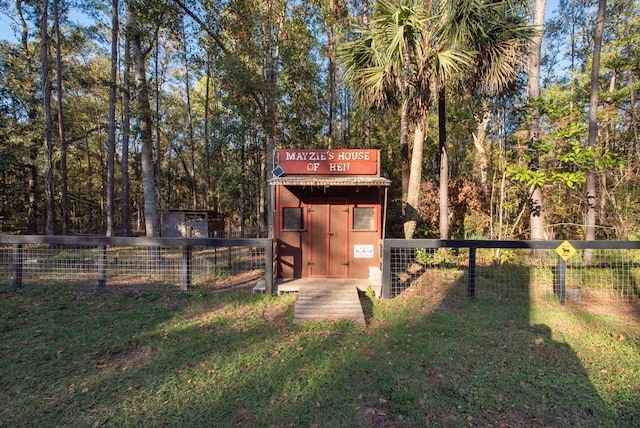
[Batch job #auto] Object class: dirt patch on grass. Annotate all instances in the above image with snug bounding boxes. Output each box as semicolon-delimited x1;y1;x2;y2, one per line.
198;269;262;290
574;300;640;337
95;343;154;374
355;405;399;427
398;268;640;334
396;269;466;306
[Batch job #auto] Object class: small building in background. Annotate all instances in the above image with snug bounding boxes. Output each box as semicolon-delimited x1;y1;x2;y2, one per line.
160;209;225;238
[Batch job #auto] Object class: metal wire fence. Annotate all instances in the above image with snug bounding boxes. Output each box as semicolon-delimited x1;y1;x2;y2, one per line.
382;240;640;304
2;236;639;305
0;236;273;294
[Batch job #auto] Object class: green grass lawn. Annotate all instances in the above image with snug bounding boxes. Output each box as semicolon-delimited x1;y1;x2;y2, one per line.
1;284;639;427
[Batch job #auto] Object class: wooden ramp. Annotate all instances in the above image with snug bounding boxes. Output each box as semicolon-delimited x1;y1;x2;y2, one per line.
277;279;367;324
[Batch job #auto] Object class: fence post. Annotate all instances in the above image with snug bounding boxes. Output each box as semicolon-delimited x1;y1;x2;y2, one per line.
265;240;273;294
97;245;107;289
468;247;476;298
381;240;391;299
12;244;23;289
554;256;566;305
181;245;192;292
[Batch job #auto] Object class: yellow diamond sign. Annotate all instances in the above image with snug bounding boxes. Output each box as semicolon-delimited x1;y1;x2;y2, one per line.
556;240;577;261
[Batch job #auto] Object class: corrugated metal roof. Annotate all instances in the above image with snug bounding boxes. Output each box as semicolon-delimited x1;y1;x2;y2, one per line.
270;175;392;187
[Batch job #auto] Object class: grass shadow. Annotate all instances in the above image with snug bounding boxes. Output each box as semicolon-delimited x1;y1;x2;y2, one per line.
357;288;375;325
1;270;639;426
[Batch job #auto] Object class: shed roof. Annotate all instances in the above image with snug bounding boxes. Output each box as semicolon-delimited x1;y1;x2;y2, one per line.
270;175;391;187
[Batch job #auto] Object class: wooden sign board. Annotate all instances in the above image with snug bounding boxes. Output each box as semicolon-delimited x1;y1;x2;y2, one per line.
278;149;378;175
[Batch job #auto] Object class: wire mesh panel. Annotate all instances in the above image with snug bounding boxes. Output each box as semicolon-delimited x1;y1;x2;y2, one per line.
99;246;266;291
387;246;469;300
189;246;266;292
473;249;557;302
564;249;640;302
0;244;104;284
0;238;271;293
103;246;186;287
383;241;640;303
2;237;637;301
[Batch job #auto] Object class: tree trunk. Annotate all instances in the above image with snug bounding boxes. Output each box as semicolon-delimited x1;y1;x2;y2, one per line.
106;0;118;236
85;131;94;232
400;99;410;217
527;0;546;250
27;137;39;234
325;0;339;148
261;3;283;239
18;0;39;234
630;72;639;161
400;50;411;218
259;147;266;237
53;0;68;235
41;0;55;236
128;2;158;237
404;116;425;239
266;68;276;238
585;0;605;260
154;37;162;219
121;33;132;236
361;0;371;149
203;47;212;207
499;169;506;240
472;100;491;191
182;23;197;208
361;0;370;25
438;89;449;239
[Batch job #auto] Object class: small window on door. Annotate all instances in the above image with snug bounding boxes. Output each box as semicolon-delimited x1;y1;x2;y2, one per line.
353;207;376;231
282;207;304;230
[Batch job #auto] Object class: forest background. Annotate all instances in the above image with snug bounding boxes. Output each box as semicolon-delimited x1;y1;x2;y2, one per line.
0;0;638;242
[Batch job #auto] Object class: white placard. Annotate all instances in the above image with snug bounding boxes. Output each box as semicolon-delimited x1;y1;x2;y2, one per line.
354;244;374;259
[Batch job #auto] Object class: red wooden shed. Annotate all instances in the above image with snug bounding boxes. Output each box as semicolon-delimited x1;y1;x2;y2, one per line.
270;149;391;280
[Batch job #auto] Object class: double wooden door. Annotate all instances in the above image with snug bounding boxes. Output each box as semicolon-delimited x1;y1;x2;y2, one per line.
307;199;349;277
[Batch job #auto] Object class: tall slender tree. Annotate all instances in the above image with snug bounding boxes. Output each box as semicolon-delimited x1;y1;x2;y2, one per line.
262;0;281;238
121;28;132;236
438;88;448;238
527;0;546;247
323;0;346;148
40;0;55;235
53;0;68;235
181;21;197;208
359;0;372;149
127;0;158;237
585;0;606;259
13;0;41;234
106;0;118;236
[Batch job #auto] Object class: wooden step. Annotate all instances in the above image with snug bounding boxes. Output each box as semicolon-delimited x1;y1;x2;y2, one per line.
283;279;366;324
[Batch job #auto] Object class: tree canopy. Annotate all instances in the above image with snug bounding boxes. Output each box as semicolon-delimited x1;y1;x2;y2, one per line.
0;0;638;241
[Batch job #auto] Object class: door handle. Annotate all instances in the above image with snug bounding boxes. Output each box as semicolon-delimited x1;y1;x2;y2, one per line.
327;232;335;236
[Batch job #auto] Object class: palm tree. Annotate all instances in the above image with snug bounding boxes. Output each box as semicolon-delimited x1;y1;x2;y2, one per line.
339;0;472;238
340;0;429;215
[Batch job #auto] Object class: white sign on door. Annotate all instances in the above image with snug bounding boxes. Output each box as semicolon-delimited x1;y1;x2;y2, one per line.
354;244;374;259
